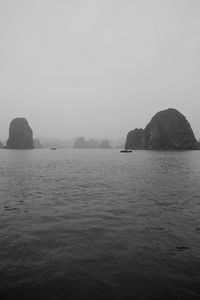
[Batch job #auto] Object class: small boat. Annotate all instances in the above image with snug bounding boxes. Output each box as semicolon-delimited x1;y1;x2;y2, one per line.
120;149;132;153
51;147;57;150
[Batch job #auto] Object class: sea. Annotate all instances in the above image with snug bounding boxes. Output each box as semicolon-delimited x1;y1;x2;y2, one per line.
0;149;200;300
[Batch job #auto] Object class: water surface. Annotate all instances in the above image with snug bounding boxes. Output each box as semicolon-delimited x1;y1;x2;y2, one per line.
0;149;200;299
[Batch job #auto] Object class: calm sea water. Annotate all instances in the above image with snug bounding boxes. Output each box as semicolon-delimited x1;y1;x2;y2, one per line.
0;149;200;300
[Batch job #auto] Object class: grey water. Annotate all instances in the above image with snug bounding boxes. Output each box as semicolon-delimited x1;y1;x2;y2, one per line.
0;149;200;300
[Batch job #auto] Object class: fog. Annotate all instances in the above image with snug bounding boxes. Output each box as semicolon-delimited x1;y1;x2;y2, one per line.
0;0;200;141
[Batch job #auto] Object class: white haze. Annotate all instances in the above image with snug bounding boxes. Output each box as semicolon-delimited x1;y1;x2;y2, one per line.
0;0;200;141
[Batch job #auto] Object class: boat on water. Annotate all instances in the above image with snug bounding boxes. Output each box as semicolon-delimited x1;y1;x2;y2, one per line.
51;147;57;150
120;149;132;153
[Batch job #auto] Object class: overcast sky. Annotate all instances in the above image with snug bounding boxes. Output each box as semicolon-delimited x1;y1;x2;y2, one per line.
0;0;200;140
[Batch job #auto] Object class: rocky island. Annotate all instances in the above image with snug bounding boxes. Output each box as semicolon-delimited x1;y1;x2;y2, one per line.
6;118;34;149
125;128;144;150
125;108;199;150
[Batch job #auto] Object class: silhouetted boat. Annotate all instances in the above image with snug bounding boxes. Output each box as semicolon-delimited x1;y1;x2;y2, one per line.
120;150;132;153
51;148;57;150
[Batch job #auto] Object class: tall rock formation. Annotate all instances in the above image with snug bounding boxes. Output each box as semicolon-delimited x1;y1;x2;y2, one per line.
6;118;34;149
125;108;199;150
143;108;198;150
125;128;144;150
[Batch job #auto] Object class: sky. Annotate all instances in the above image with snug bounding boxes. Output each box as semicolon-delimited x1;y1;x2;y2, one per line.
0;0;200;140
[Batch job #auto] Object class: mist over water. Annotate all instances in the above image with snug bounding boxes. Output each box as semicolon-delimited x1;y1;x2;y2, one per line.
0;149;200;299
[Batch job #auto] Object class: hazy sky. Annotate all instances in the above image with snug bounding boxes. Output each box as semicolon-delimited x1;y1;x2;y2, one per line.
0;0;200;140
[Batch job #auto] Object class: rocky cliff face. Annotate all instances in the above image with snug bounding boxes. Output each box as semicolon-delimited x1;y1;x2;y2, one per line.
6;118;34;149
125;128;144;150
125;108;199;150
143;108;198;150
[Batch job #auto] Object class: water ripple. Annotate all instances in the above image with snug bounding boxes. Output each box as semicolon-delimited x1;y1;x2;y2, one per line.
0;149;200;299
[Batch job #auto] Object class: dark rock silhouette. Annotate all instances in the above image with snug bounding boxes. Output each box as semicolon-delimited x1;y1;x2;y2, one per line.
33;139;42;149
144;108;198;150
98;140;112;149
6;118;34;149
125;128;144;150
125;108;199;150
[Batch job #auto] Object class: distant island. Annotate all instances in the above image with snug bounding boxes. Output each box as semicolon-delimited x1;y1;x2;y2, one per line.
1;109;199;151
73;137;112;149
73;137;98;148
98;140;112;149
6;118;34;149
125;108;199;150
0;118;115;150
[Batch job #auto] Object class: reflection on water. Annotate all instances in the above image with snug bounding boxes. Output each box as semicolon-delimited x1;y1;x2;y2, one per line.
0;149;200;299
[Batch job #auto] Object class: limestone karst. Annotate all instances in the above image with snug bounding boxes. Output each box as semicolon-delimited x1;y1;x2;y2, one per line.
125;108;199;150
6;118;34;149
